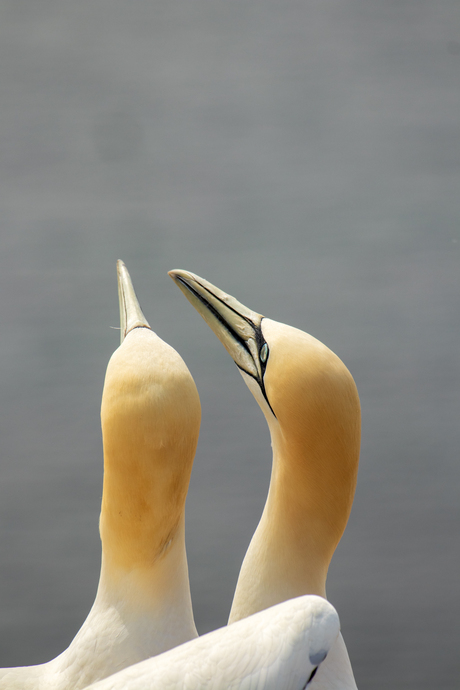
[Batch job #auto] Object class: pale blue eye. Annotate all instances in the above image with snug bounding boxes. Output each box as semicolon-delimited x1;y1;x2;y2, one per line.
260;343;269;363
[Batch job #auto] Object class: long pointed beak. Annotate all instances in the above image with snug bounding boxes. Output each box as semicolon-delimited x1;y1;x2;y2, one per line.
168;269;265;383
117;260;151;343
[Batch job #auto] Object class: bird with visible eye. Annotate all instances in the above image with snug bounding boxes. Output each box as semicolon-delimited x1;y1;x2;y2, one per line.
0;264;357;690
260;342;269;363
169;269;361;690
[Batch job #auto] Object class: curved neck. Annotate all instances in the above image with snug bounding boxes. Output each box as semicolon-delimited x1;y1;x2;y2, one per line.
229;407;359;623
269;414;358;565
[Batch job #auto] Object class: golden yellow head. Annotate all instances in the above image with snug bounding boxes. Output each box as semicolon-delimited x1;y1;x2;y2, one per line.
260;318;360;554
169;270;360;576
99;264;201;575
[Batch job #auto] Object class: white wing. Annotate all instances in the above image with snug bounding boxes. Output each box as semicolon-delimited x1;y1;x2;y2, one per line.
86;595;340;690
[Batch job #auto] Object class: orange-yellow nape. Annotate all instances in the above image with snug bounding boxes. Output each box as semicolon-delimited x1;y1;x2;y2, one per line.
169;269;360;689
0;262;201;688
100;326;201;577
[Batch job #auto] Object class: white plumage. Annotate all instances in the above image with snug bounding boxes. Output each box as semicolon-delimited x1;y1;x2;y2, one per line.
0;264;359;689
170;270;361;689
0;262;201;689
85;595;340;690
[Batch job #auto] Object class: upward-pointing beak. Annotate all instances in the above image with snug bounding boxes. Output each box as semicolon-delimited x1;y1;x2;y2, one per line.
117;260;151;343
168;269;266;386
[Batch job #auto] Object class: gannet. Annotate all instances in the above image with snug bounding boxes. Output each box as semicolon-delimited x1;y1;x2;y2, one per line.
84;595;340;690
0;261;200;690
169;270;361;690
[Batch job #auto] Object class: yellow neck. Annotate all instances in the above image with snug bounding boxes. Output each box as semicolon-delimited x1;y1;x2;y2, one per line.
99;434;191;575
229;338;360;623
270;392;359;568
97;328;200;612
96;428;195;620
97;516;192;615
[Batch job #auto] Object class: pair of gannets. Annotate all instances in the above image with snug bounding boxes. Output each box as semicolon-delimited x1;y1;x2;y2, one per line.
0;262;360;689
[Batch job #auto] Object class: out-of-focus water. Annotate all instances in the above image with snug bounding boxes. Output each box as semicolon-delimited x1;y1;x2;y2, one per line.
0;1;458;687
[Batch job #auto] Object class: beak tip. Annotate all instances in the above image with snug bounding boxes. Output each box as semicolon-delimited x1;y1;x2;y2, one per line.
168;269;198;289
117;261;151;340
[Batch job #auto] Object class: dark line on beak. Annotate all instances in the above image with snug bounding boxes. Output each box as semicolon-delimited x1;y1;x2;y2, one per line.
175;276;256;366
175;275;276;419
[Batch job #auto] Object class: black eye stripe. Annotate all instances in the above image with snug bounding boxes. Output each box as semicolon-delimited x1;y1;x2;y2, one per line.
235;362;276;418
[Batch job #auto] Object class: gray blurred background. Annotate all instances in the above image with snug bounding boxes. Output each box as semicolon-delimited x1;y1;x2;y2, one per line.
0;1;458;687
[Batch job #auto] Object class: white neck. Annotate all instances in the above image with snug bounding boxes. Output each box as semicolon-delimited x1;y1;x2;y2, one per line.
46;517;196;689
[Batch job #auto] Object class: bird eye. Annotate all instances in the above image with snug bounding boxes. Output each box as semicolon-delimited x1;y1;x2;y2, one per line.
260;342;269;363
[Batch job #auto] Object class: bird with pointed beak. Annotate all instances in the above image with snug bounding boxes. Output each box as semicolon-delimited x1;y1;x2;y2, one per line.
0;262;200;689
169;269;361;690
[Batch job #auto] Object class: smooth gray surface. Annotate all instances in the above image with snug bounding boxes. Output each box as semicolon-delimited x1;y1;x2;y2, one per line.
0;2;458;687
